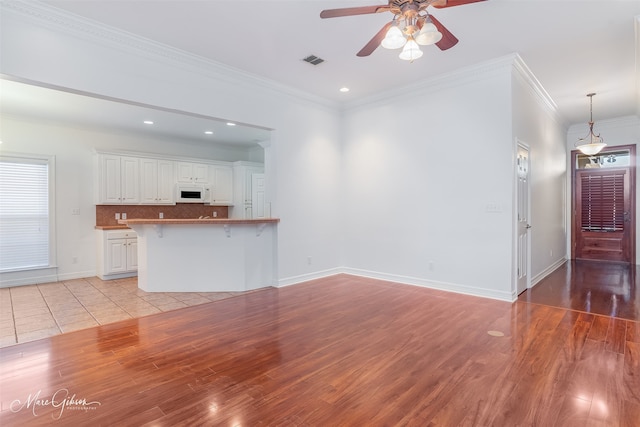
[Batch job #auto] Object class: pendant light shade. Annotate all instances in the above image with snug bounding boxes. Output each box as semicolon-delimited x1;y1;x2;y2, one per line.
415;20;442;45
381;25;407;50
575;93;606;155
399;37;423;61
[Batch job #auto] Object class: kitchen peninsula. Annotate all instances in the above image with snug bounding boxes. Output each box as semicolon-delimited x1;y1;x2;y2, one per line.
118;218;279;292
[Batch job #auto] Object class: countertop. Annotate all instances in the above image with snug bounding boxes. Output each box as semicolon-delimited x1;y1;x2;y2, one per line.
117;218;280;226
95;225;131;230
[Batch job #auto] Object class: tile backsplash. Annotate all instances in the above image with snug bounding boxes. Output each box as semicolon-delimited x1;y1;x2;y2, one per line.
96;204;229;226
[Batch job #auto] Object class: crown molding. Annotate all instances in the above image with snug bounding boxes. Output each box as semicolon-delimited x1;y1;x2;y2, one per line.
568;115;640;133
1;1;340;111
342;54;518;112
511;54;565;129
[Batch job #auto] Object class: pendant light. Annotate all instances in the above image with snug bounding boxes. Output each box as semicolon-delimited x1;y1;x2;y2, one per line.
575;93;606;155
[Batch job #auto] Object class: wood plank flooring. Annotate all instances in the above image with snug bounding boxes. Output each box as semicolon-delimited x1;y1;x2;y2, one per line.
519;260;640;321
1;273;639;426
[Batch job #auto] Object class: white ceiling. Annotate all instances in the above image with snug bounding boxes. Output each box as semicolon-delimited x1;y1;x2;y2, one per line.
5;0;640;142
0;78;272;147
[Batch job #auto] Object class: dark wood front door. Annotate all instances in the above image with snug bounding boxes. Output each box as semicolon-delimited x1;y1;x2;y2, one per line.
572;145;636;263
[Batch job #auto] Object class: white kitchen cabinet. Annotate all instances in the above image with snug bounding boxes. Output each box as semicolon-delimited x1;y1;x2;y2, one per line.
96;154;140;204
209;165;233;205
96;229;138;279
176;162;209;184
231;162;264;219
140;158;175;204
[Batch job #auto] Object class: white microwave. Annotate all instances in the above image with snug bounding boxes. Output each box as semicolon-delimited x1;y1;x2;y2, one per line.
176;184;209;203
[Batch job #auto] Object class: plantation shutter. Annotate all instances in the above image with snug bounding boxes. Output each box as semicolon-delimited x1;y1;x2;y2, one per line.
580;171;625;232
0;157;50;271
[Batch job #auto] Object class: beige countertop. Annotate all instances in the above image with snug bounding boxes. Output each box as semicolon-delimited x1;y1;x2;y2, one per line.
117;218;280;226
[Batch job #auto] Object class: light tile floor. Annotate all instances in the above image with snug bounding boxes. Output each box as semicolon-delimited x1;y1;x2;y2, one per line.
0;276;244;348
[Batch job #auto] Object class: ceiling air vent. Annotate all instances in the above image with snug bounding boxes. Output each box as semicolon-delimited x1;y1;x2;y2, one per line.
303;55;325;66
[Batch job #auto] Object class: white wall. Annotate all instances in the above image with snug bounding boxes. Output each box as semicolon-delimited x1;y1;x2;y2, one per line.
566;115;640;263
511;61;568;285
0;3;573;298
341;58;516;300
1;3;344;286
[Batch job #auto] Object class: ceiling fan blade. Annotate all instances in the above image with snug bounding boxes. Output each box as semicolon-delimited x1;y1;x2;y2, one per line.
357;21;393;57
432;0;487;8
320;5;388;19
430;15;458;50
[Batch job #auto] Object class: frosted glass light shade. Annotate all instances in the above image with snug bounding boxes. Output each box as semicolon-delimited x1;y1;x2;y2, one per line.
576;128;606;155
399;38;423;61
576;141;607;155
381;25;407;49
415;22;442;45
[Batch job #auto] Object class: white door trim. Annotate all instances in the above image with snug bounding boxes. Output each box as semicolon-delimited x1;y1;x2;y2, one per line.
514;139;531;297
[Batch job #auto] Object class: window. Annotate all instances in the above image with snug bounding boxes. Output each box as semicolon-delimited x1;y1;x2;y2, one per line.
0;155;55;271
580;170;626;232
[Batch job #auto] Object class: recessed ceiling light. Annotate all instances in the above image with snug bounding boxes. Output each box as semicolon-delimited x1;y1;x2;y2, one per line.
226;122;236;126
204;131;213;135
143;120;154;125
340;87;350;93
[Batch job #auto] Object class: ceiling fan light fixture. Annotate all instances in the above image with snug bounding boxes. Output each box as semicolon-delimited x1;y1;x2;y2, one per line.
381;25;406;49
399;37;423;61
415;21;442;45
575;93;606;155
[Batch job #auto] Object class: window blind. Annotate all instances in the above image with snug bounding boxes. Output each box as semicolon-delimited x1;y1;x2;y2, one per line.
0;158;50;271
580;171;625;232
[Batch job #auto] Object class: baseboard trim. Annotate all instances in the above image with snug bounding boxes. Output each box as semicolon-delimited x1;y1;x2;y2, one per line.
281;267;514;302
531;258;567;288
277;267;344;288
342;268;514;302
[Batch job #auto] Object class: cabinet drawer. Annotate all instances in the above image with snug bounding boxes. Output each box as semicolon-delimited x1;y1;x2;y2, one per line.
106;230;136;240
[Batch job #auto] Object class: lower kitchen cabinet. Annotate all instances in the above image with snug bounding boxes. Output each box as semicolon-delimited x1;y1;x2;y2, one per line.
96;229;138;279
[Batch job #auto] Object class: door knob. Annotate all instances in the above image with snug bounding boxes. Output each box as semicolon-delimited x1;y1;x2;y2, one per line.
526;224;532;229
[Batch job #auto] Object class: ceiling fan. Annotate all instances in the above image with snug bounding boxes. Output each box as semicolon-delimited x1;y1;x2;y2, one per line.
320;0;487;59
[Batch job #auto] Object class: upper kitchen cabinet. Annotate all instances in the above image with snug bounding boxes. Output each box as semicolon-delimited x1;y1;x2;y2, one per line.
95;154;140;204
209;165;233;206
176;162;209;184
140;158;175;204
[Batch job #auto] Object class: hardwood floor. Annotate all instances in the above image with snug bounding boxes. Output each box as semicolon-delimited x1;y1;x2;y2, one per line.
519;260;640;321
1;273;639;426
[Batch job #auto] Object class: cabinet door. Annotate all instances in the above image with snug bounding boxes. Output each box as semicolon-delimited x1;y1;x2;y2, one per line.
106;239;127;274
176;162;194;183
120;156;140;204
156;160;175;204
101;154;122;204
127;238;138;271
193;163;209;183
139;158;158;204
211;166;233;205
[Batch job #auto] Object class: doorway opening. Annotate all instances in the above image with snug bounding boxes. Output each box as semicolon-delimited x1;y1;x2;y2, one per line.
571;145;636;263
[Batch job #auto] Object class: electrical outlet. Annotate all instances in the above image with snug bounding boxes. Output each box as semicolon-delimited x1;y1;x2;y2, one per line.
115;213;120;220
213;211;218;218
307;256;312;265
72;256;78;264
159;212;164;219
122;213;127;220
71;208;80;215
